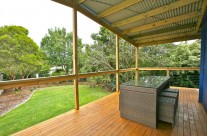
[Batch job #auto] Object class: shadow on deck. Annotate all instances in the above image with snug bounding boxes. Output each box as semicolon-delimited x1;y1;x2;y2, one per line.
13;87;207;136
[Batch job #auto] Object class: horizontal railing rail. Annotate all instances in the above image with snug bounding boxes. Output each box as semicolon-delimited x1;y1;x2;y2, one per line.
119;68;136;72
0;68;134;90
79;70;116;78
138;67;199;77
0;75;76;90
0;67;199;90
138;67;200;71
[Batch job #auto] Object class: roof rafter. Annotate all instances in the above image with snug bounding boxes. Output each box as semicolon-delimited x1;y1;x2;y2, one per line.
123;11;200;34
79;0;86;4
136;35;201;47
98;0;142;18
136;32;197;44
135;27;195;41
112;0;198;27
196;0;207;32
129;23;196;39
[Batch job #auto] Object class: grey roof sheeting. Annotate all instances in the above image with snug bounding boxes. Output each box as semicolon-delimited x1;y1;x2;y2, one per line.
105;0;176;23
128;17;199;36
52;0;205;47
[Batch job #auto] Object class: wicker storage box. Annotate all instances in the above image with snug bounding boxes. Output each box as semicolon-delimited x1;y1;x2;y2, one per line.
164;88;179;99
120;88;157;128
158;96;176;125
159;91;178;110
120;76;170;128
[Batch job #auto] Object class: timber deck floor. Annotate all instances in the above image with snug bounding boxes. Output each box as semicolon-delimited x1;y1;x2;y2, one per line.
13;87;207;136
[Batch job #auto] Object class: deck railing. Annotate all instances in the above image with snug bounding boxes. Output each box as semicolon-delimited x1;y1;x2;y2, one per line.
0;68;135;90
138;67;200;76
0;67;199;90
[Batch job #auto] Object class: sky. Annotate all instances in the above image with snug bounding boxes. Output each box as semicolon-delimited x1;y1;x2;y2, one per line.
0;0;100;45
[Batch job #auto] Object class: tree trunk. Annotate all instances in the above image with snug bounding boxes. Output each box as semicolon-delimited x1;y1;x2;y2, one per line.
65;66;69;75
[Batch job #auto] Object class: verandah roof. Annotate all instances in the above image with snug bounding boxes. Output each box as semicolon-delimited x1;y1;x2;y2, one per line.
52;0;206;47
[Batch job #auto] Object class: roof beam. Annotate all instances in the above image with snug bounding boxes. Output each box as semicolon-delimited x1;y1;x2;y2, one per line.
196;0;207;32
136;35;201;47
98;0;142;18
136;32;197;44
112;0;198;27
129;23;196;39
52;0;73;8
123;11;200;34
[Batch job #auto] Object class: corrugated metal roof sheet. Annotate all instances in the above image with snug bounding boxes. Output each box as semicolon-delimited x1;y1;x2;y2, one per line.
105;0;176;23
136;27;196;41
128;17;199;36
118;1;200;31
84;0;123;14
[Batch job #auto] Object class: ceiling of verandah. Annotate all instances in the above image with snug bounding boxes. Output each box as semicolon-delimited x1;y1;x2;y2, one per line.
52;0;206;47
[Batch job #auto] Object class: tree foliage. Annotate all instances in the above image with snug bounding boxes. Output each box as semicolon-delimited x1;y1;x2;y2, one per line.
1;25;200;88
40;27;83;75
138;44;175;67
0;25;44;80
168;42;200;67
80;27;200;88
79;27;137;87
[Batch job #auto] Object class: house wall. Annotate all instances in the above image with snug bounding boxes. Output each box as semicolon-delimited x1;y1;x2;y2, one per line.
199;9;207;111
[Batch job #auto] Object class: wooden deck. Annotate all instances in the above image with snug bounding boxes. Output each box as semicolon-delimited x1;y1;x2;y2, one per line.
13;87;207;136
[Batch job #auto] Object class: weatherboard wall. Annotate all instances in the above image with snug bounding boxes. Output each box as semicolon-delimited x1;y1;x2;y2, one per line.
199;9;207;111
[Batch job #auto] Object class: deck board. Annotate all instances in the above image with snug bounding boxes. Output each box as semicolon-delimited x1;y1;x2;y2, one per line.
13;87;207;136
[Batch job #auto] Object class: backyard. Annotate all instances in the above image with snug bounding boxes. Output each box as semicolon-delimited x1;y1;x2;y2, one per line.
0;0;206;135
0;85;111;136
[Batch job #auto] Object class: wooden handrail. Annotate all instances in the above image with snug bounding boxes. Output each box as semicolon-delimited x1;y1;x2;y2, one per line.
79;70;116;78
119;68;136;73
0;70;118;90
138;67;200;71
0;75;76;90
0;67;199;90
138;67;199;77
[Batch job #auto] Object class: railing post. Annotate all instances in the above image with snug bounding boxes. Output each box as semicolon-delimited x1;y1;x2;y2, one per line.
73;0;79;110
116;35;120;92
0;73;3;95
166;68;170;77
135;47;139;80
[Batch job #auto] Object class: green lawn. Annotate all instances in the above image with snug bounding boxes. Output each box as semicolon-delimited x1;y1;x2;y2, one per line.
0;85;111;136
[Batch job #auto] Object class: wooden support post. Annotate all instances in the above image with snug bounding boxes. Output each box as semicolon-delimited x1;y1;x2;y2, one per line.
135;47;139;80
73;0;79;110
166;69;170;77
116;35;120;93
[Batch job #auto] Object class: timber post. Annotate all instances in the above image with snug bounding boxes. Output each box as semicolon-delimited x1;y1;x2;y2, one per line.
167;68;170;77
116;35;120;92
73;0;79;110
135;47;139;80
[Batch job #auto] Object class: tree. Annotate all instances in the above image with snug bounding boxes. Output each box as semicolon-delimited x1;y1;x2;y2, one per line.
0;25;44;80
80;27;137;86
40;27;83;75
138;44;175;67
90;27;116;71
168;42;200;67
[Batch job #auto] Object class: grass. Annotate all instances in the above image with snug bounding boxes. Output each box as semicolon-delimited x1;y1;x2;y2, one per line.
0;85;111;136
